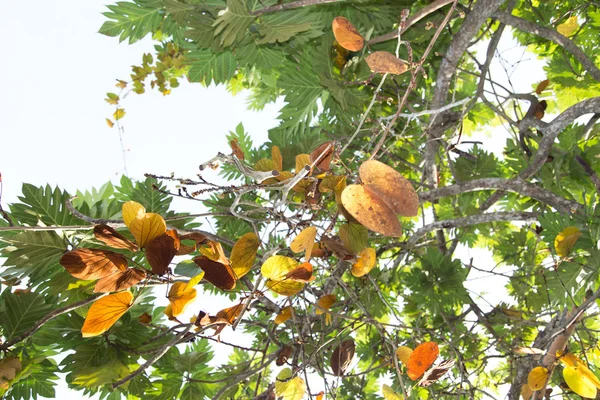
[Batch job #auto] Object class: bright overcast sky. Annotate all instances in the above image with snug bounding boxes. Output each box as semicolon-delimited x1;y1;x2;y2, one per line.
0;0;549;398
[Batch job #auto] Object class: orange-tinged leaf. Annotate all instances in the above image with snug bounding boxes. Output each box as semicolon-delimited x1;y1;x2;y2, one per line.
285;262;314;282
275;306;293;324
535;79;550;94
193;256;236;291
81;291;133;337
266;279;304;296
272;146;283;171
216;303;244;324
199;241;230;265
122;201;146;227
310;142;334;173
331;338;355;376
564;365;597;398
290;226;317;261
295;154;311;173
167;281;197;316
113;108;126;120
316;391;324;400
341;184;402;237
138;312;152;324
396;346;413;365
261;255;299;281
94;268;146;293
316;294;336;315
106;118;114;128
60;249;127;280
382;384;404;400
527;366;548;390
332;17;364;52
366;51;409;75
555;226;581;258
94;224;138;251
145;234;178;275
407;342;439;380
164;304;177;321
521;383;534;400
230;232;260;278
557;16;579;37
352;248;376;277
230;139;245;160
359;160;419;217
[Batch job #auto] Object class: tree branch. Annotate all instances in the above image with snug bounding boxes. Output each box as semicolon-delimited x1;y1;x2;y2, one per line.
251;0;339;16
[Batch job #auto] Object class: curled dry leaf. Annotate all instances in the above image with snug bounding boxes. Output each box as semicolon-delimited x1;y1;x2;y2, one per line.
81;291;133;337
309;141;335;173
93;224;138;251
418;359;455;387
331;338;355;376
407;342;439;380
145;234;178;275
332;17;364;52
316;294;336;315
366;51;409;75
230;232;260;279
167;281;197;316
277;345;293;366
94;268;146;293
341;160;418;237
122;201;166;248
535;100;547;120
60;248;127;280
275;306;293;324
193;256;237;291
351;247;376;277
290;226;317;261
216;303;244;325
527;366;548;390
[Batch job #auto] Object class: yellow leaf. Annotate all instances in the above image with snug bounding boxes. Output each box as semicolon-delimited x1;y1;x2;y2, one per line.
557;16;579;37
164;304;177;321
261;256;299;281
230;232;260;278
272;146;283;171
339;223;368;254
167;281;197;316
81;292;133;337
199;241;230;265
316;294;336;315
554;226;581;257
113;108;126;121
275;368;306;400
275;306;293;324
396;346;413;365
295;154;311;173
527;366;548;390
290;227;317;261
319;175;346;202
105;118;114;128
520;384;534;400
351;248;376;277
266;279;304;296
564;365;597;398
382;384;404;400
116;80;127;89
122;201;146;226
558;352;600;388
255;158;279;172
186;271;205;290
122;201;166;248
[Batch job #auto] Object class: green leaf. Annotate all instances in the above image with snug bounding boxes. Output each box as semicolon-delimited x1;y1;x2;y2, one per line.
0;292;53;340
99;1;163;44
10;184;84;227
213;0;254;47
256;10;312;44
339;223;369;254
187;50;237;85
6;358;58;400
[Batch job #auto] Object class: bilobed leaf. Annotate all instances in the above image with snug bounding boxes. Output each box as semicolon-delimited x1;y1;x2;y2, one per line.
261;255;300;281
309;141;334;173
60;249;128;280
527;366;548;390
81;291;133;337
290;226;317;260
275;368;306;400
199;240;230;265
382;384;404;400
339;223;368;254
215;303;244;324
295;154;311;173
167;282;197;316
94;268;146;293
407;342;439;380
351;247;376;277
554;226;581;257
122;200;145;226
557;16;579;37
331;339;355;376
275;306;293;324
277;345;293;366
366;51;409;75
122;201;166;248
285;262;314;282
341;184;402;237
93;224;138;251
332;17;364;51
230;232;260;278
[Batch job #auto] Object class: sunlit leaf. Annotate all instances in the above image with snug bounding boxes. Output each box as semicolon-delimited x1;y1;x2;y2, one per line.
309;141;334;173
266;279;304;296
193;256;236;291
316;294;336;315
167;282;197;316
230;232;260;278
93;224;138;251
407;342;439;380
527;366;548;390
290;227;317;261
366;51;409;75
339;223;368;254
272;146;283;171
199;241;230;265
261;255;299;281
419;359;455;387
352;247;376;277
382;384;404;400
295;154;311;173
285;262;314;282
145;234;178;275
275;368;306;400
396;346;413;365
113;108;126;120
81;291;133;337
564;365;597;398
535;79;550;94
557;16;579;37
554;226;581;257
105;118;114;128
94;269;146;293
332;17;364;52
275;306;293;324
60;249;127;280
122;201;166;248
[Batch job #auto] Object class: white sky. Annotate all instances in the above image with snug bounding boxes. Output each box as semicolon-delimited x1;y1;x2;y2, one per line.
0;1;551;398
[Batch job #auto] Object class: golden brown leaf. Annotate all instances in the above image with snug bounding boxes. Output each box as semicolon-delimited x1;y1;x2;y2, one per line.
341;185;402;237
81;291;133;337
351;247;376;277
230;232;260;279
145;234;178;275
122;201;167;248
60;249;127;280
528;366;548;390
167;281;197;316
295;154;311;174
177;232;207;255
316;294;336;315
93;268;146;293
272;146;283;171
365;51;409;75
93;224;138;251
332;17;364;52
310;142;335;173
230;138;245;160
535;79;550;94
266;279;304;296
199;241;230;265
105;118;114;128
193;256;237;291
138;312;152;324
275;306;293;324
555;226;581;258
290;226;317;261
331;339;355;376
322;238;354;260
277;345;293;366
216;303;244;325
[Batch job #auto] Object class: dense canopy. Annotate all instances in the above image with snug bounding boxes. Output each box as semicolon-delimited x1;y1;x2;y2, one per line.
1;0;600;399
